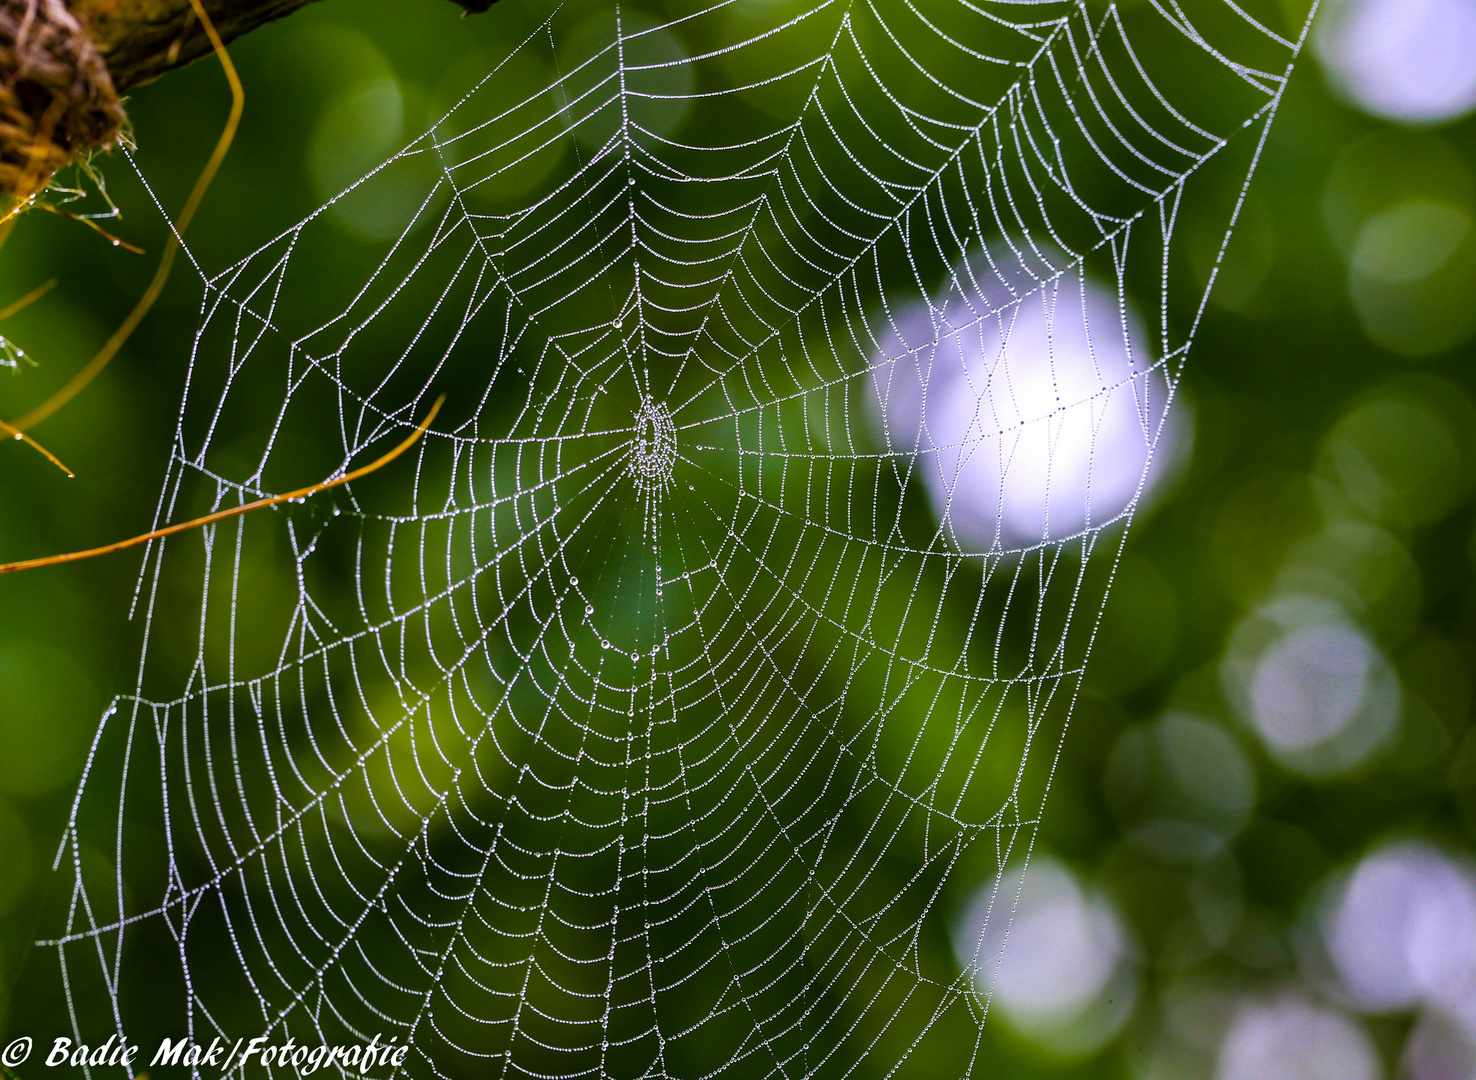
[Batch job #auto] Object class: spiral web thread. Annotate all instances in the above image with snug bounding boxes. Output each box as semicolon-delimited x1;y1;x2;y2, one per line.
46;2;1311;1078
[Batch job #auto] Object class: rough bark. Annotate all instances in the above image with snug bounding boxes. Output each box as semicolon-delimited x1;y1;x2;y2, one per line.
73;0;322;93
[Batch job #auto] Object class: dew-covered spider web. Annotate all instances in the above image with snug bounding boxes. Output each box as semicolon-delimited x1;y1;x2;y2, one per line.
45;2;1313;1077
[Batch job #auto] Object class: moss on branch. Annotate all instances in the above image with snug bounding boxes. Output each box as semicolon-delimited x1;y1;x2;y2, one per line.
1;0;489;202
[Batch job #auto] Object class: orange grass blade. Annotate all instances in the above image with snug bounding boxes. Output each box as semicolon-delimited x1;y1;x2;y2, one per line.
0;396;443;575
0;417;74;477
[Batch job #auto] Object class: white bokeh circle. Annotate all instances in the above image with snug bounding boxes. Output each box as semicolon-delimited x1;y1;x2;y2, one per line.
1217;998;1378;1080
953;856;1135;1055
1324;842;1476;1013
1222;595;1400;776
1316;0;1476;124
870;257;1185;552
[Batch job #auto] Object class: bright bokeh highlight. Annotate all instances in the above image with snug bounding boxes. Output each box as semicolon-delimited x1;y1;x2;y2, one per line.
1316;0;1476;125
954;856;1134;1055
871;265;1184;552
1324;842;1476;1013
1223;595;1400;776
1216;998;1378;1080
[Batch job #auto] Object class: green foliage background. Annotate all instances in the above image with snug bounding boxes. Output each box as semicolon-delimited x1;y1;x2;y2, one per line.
1;0;1474;1075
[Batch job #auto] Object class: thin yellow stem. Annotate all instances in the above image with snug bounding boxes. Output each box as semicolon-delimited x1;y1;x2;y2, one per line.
0;279;57;323
0;417;74;477
38;206;147;252
6;0;244;434
0;396;443;576
0;280;71;475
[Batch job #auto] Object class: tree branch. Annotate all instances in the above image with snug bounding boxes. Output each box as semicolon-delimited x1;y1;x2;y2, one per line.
0;0;489;202
72;0;320;93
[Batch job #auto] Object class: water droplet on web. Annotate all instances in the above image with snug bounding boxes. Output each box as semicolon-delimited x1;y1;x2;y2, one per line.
586;605;594;615
613;319;622;329
602;639;610;649
570;576;578;585
332;507;341;517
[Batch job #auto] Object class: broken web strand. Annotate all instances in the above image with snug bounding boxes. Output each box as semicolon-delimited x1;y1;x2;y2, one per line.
36;3;1318;1080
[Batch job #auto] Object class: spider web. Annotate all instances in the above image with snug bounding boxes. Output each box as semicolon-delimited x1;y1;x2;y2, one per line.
43;2;1313;1077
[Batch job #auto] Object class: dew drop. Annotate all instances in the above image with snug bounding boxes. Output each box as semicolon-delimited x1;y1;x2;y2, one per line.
570;576;578;585
586;605;594;615
602;640;610;649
